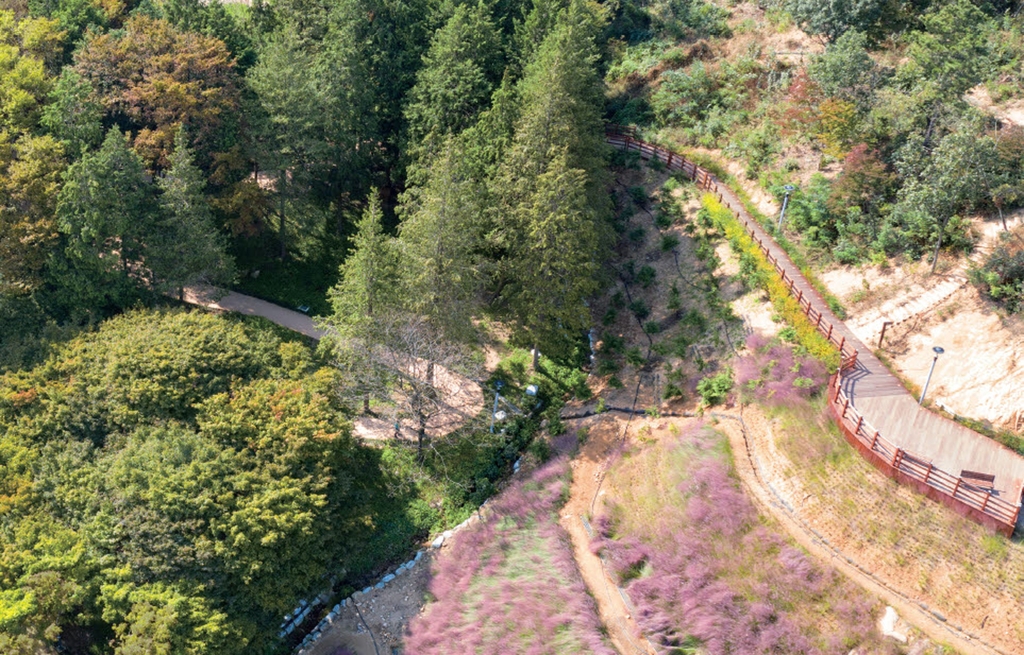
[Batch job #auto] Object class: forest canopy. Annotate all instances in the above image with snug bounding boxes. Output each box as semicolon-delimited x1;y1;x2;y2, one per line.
5;0;1024;651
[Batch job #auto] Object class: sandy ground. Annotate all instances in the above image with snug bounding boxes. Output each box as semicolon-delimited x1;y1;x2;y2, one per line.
817;214;1024;432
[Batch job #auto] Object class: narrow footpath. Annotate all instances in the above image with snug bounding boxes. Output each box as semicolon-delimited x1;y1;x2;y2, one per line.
180;285;484;442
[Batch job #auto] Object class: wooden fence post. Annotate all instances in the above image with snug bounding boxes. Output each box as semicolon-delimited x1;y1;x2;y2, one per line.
924;463;933;485
855;415;863;434
839;336;846;351
952;478;961;498
842;398;849;418
871;432;879;450
827;324;833;340
891;448;902;468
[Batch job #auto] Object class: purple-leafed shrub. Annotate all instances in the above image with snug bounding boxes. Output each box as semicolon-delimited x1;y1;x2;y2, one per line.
405;456;615;655
735;334;826;407
593;427;883;655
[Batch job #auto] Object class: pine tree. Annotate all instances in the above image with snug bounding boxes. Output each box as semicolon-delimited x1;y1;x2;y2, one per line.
150;129;234;298
502;148;599;359
405;2;504;146
246;28;333;258
329;192;400;334
396;137;483;341
494;0;610;360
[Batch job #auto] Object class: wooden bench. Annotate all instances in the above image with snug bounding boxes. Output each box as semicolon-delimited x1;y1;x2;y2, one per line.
960;470;996;489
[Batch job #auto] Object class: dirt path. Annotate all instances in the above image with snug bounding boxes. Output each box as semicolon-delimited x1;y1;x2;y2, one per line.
181;284;484;442
559;413;657;655
717;409;1001;655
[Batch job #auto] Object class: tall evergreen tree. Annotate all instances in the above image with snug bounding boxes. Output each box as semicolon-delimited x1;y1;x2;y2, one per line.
494;0;610;360
246;28;332;258
52;128;159;312
502;149;599;358
323;0;432;194
149;130;234;298
396;137;483;341
503;0;608;209
329;192;400;333
39;69;102;156
405;2;504;147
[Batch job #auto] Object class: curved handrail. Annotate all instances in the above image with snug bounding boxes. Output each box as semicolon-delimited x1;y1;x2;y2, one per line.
605;124;1020;535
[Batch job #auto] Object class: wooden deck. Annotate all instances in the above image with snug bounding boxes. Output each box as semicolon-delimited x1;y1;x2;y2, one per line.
606;127;1024;532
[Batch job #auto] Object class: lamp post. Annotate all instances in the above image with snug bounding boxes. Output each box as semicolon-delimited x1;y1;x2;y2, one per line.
777;185;795;232
490;380;504;433
918;346;944;405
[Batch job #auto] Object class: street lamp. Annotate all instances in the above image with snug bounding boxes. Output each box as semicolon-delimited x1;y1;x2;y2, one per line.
777;185;795;232
918;346;944;405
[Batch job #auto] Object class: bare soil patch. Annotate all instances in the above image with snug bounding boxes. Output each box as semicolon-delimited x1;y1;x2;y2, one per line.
817;217;1024;432
305;552;435;655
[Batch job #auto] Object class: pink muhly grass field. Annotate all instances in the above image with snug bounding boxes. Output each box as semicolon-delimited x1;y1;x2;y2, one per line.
735;334;827;407
594;425;884;655
405;455;614;655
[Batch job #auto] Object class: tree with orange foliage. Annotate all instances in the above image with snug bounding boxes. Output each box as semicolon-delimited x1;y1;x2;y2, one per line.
73;15;239;169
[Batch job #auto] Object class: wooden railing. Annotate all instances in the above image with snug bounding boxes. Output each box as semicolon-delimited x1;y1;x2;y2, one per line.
829;375;1020;535
606;124;858;368
606;124;1020;536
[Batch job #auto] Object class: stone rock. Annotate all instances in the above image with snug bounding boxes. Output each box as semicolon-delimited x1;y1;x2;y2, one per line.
415;550;424;561
361;586;372;595
879;606;908;643
333;604;341;614
374;581;385;590
443;530;453;539
431;535;445;549
395;566;406;575
383;574;396;583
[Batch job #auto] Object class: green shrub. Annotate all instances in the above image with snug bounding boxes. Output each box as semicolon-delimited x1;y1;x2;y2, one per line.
697;369;733;406
637;265;657;288
702;194;840;370
629;299;650;320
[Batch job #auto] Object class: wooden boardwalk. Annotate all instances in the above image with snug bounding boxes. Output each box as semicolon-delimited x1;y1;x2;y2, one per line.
711;183;1024;510
606;128;1024;533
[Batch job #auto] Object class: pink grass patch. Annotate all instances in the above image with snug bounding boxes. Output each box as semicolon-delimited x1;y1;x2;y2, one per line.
736;335;826;407
405;457;615;654
592;428;882;655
